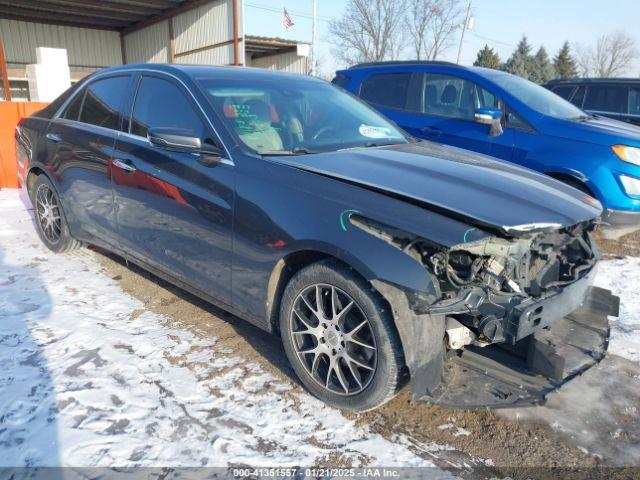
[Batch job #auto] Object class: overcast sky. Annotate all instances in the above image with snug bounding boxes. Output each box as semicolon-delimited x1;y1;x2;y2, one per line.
244;0;640;77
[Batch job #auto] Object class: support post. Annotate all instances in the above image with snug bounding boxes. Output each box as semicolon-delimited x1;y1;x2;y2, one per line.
168;17;175;63
310;0;316;76
0;35;11;101
232;0;239;65
120;34;127;65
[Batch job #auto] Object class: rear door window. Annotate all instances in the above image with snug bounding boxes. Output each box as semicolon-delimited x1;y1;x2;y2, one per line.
584;85;628;114
359;73;411;110
130;75;209;140
551;85;575;101
79;76;130;130
570;85;586;108
629;87;640;116
62;90;85;120
422;73;498;120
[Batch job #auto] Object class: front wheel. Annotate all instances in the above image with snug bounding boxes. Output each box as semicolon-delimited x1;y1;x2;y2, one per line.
280;260;406;411
31;174;82;253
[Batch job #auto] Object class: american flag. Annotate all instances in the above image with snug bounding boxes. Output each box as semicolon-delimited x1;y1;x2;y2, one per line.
282;8;294;30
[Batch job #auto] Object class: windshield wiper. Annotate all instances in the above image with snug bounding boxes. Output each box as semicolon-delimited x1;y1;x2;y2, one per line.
259;147;318;156
363;141;405;148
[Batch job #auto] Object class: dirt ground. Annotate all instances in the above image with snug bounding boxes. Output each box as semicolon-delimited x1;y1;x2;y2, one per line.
93;228;640;475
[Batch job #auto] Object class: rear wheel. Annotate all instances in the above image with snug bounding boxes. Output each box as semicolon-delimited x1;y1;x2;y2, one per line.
31;174;81;253
280;259;405;411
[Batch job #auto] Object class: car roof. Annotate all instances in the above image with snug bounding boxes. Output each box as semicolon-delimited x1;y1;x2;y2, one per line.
544;77;640;85
348;60;461;69
95;63;323;84
338;61;508;79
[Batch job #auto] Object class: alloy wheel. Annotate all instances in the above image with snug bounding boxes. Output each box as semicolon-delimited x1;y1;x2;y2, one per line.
35;184;62;245
289;283;377;396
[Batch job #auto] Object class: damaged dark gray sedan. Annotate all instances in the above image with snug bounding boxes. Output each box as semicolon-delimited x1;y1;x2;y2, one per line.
18;65;619;411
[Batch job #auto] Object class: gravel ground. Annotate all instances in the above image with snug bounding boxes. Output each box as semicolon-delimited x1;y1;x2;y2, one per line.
94;226;640;472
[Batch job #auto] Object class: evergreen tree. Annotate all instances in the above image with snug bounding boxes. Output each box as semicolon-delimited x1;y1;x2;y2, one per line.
531;46;556;83
473;45;502;69
553;41;578;79
504;36;535;80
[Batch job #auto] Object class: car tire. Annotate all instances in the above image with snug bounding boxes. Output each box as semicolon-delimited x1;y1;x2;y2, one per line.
280;259;406;411
30;174;82;254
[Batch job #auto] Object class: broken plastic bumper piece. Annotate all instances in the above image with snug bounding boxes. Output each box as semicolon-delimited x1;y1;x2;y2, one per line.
418;286;619;408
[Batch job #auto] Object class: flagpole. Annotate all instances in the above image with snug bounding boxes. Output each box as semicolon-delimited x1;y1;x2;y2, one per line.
311;0;317;76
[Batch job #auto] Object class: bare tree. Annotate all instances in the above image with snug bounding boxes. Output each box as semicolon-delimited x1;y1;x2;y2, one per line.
406;0;464;60
576;31;638;77
328;0;407;65
406;0;436;60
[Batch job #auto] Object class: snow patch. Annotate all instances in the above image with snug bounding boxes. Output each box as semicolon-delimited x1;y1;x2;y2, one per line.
594;258;640;363
0;189;454;471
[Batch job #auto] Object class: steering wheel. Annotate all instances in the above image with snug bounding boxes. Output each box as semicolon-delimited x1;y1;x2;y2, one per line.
312;125;340;141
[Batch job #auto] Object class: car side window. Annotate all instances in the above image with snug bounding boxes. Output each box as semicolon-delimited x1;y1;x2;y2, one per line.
130;76;209;140
551;85;575;101
359;73;411;110
570;85;586;108
62;89;85;121
422;73;498;121
505;107;530;130
629;87;640;116
79;76;130;130
584;85;628;114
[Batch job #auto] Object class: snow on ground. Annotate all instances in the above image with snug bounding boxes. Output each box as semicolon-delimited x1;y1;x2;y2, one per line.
0;188;455;472
594;257;640;363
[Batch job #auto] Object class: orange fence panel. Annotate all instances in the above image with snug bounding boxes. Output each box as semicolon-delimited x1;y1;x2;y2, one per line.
0;102;48;189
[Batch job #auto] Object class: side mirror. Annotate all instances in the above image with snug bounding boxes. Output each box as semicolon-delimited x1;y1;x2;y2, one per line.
474;108;504;137
148;127;203;153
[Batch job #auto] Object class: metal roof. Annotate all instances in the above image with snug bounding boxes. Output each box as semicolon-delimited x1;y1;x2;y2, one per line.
0;0;196;31
245;35;308;59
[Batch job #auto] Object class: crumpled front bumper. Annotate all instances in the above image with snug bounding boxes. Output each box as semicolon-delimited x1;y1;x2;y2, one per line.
417;285;620;408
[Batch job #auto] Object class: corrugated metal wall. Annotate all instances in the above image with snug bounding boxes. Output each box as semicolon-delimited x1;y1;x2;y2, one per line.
173;0;232;55
122;0;240;66
0;19;121;67
123;20;169;64
251;51;307;75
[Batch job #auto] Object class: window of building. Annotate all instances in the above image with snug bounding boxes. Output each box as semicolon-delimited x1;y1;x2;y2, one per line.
359;73;411;110
79;76;130;129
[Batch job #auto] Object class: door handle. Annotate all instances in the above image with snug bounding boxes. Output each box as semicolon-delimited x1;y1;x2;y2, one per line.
46;133;62;143
420;126;442;137
112;158;137;173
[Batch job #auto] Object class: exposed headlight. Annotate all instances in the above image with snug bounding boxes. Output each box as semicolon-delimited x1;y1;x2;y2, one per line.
619;174;640;197
612;145;640;166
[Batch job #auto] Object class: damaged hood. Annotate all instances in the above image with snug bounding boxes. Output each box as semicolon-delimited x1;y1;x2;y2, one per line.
273;141;601;233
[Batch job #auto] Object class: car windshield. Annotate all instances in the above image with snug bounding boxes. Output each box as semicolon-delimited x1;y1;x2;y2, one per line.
197;77;408;155
490;73;587;120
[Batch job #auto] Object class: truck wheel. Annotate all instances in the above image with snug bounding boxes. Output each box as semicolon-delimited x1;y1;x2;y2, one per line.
280;259;406;411
31;174;82;253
